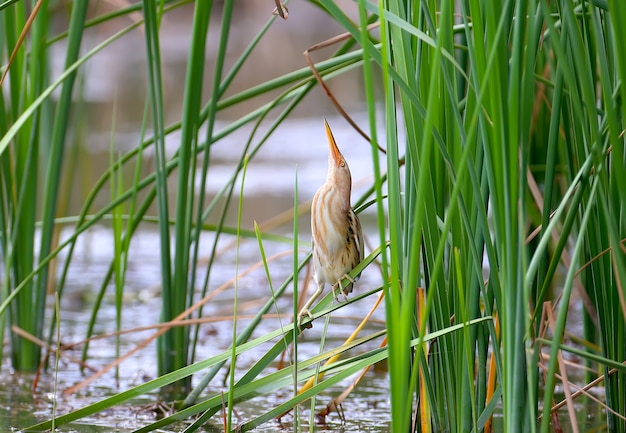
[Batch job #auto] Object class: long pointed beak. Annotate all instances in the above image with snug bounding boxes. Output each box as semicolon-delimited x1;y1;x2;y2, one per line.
323;118;342;165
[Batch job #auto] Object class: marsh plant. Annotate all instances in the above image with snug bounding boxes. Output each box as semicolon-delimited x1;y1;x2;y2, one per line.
1;0;625;432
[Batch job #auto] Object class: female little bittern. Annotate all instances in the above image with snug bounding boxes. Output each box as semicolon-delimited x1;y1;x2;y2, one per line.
298;119;364;326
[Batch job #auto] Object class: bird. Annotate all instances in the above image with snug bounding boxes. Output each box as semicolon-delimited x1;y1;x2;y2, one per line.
297;119;364;328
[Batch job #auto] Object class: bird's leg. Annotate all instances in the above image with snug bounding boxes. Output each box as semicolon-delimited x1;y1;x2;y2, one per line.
297;283;324;329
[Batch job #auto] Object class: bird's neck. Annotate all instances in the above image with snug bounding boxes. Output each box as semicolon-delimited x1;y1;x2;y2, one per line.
327;179;351;211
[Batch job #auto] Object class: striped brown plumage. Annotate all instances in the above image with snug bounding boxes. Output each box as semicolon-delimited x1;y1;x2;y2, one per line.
298;119;364;326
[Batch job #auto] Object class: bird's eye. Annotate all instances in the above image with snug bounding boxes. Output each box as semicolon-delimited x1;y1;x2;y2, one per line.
340;161;346;167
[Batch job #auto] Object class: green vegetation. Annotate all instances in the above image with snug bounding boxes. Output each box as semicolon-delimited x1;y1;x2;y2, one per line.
1;0;625;432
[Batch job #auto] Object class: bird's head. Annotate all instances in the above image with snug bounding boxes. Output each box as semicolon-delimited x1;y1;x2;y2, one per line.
323;119;352;191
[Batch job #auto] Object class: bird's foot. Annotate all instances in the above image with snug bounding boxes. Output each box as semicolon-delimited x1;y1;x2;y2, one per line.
297;286;322;330
331;284;344;302
333;274;356;300
296;308;313;330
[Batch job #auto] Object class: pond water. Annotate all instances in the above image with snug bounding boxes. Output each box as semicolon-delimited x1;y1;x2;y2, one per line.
0;208;389;432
